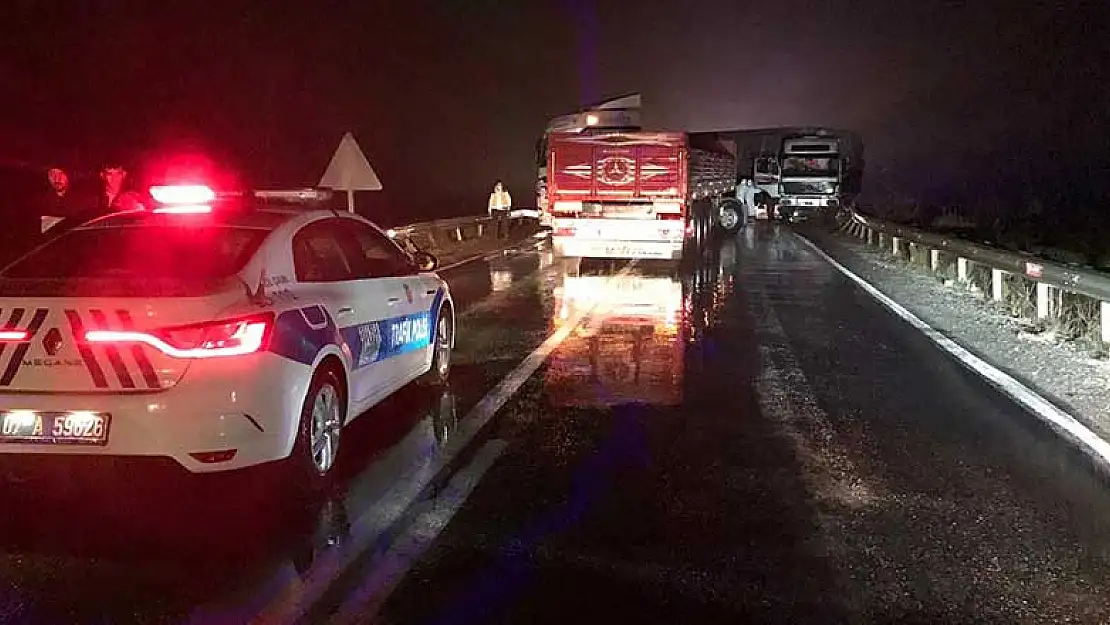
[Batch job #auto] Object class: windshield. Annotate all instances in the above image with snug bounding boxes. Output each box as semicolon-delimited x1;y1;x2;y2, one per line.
755;156;780;176
782;156;839;178
1;225;268;281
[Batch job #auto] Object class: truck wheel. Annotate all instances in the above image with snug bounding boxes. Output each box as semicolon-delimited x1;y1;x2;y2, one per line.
717;199;744;234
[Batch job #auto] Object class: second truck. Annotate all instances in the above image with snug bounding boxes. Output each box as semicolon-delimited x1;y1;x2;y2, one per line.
720;127;865;222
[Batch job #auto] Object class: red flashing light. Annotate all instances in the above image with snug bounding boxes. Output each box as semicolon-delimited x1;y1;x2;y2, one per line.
85;313;273;359
0;330;29;342
153;205;213;215
149;185;216;206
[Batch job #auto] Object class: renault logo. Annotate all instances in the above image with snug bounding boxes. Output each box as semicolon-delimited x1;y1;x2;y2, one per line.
42;328;63;356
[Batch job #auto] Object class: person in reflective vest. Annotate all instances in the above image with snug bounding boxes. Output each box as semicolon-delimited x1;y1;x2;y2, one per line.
487;180;512;239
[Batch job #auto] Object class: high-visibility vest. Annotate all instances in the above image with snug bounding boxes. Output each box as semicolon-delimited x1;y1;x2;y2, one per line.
488;190;511;212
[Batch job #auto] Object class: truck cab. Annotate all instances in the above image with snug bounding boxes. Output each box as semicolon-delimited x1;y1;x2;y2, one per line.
777;135;842;221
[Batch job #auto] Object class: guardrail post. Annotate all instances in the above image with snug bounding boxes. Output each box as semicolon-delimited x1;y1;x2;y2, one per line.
991;268;1006;301
892;236;902;257
1102;301;1110;343
930;249;941;272
957;257;970;283
1036;283;1053;319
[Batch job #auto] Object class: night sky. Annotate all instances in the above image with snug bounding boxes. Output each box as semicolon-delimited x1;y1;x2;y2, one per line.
2;0;1107;224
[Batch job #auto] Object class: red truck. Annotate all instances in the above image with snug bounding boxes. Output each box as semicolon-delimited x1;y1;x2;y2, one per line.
546;130;737;260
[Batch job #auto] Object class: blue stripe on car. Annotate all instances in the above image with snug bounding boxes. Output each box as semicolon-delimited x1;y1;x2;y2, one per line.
270;306;341;366
271;287;447;369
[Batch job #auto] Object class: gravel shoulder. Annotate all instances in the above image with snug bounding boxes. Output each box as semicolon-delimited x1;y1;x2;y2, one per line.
797;222;1110;443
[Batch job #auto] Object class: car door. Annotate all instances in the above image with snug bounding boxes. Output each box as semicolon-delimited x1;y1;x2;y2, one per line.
337;219;436;385
292;219;396;411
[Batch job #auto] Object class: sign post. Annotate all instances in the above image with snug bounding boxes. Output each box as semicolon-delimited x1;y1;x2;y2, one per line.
318;132;383;212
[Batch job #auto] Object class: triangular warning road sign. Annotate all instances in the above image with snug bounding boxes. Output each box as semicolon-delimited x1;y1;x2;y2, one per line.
319;132;383;192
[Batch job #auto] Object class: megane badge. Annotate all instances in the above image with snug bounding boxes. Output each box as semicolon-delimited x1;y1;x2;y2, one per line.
42;328;63;356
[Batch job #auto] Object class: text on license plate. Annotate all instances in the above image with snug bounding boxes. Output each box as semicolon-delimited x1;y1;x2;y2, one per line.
0;411;111;446
602;245;667;257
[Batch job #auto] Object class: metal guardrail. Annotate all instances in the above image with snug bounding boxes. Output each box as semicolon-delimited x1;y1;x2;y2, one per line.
389;213;540;256
839;210;1110;343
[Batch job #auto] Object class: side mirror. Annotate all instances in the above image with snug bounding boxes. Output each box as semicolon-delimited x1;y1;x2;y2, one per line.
413;251;438;272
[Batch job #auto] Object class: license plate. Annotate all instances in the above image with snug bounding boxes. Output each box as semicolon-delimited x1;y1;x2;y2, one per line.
601;207;652;219
0;411;110;446
602;245;667;258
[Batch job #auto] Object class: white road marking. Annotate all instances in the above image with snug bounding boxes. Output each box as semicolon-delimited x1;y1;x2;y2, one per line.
795;233;1110;473
212;258;634;625
326;439;509;624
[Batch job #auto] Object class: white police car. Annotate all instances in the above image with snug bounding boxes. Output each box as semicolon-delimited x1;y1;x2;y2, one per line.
0;185;454;487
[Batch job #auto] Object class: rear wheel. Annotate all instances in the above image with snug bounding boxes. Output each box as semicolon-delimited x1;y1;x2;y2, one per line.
291;366;345;492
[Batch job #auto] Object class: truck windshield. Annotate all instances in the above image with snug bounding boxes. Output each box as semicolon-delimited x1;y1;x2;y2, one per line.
755;157;780;176
782;156;839;178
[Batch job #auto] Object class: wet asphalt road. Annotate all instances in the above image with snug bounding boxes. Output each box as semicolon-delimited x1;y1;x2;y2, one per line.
5;226;1110;623
375;225;1110;624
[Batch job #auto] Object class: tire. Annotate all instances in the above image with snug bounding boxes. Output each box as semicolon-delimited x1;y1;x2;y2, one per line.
420;308;453;387
291;366;345;493
717;199;744;234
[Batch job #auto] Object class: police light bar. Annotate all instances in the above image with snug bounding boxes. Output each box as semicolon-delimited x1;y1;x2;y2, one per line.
150;185;217;205
148;184;334;214
154;204;213;214
251;189;334;204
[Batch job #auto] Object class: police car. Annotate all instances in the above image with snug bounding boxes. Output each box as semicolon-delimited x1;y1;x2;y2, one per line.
0;185;454;487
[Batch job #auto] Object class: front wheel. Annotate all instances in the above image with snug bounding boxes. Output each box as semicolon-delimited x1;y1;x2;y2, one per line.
717;198;745;234
420;309;453;386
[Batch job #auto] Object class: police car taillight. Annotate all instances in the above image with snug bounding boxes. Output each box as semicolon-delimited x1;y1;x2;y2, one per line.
85;313;274;359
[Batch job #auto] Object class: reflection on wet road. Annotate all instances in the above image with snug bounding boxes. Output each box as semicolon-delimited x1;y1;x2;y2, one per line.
378;225;1110;624
547;259;683;409
8;226;1110;623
